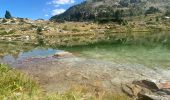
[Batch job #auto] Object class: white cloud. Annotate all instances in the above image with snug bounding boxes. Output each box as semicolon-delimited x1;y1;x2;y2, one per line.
54;5;60;7
51;9;66;15
50;0;75;5
45;14;49;17
46;0;75;17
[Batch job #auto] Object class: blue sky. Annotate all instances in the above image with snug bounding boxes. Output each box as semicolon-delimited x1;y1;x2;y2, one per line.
0;0;84;20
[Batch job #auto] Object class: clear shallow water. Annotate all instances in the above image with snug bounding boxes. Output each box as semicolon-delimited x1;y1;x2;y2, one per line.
0;47;62;64
0;41;170;69
62;44;170;69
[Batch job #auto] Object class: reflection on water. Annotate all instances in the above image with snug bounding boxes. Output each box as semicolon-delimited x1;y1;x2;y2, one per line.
62;44;170;69
0;40;170;69
0;42;62;65
1;48;61;63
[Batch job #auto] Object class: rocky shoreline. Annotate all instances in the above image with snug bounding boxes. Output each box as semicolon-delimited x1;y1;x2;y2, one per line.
6;51;169;99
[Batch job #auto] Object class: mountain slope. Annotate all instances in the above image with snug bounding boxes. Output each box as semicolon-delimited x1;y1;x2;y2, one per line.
50;0;170;22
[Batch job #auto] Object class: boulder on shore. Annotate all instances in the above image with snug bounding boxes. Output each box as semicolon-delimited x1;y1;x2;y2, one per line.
132;80;170;100
133;80;170;90
138;93;170;100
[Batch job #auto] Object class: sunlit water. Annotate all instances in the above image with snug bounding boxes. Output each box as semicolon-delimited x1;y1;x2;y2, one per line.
0;42;170;69
62;44;170;69
0;46;62;65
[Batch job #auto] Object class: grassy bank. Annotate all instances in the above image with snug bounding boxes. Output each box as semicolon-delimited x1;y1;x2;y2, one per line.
0;64;132;100
0;64;38;99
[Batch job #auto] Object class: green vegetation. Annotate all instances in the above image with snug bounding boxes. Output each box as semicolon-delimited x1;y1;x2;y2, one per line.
0;64;38;99
36;26;45;45
0;1;169;100
0;31;8;35
165;6;170;16
37;27;43;35
5;10;12;19
145;7;160;15
0;28;16;35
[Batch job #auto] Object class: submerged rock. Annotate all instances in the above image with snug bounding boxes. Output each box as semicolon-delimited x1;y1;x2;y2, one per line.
53;51;73;58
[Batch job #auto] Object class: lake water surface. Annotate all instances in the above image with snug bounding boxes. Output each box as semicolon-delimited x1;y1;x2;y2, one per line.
0;41;170;69
62;44;170;69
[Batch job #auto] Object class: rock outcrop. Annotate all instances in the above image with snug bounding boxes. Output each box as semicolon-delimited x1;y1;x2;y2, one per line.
122;79;170;100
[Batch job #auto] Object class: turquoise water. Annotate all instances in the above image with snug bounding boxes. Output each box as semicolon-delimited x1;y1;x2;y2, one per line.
0;41;170;69
61;44;170;69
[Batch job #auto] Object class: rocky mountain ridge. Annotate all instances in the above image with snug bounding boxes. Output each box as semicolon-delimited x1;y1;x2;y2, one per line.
50;0;170;22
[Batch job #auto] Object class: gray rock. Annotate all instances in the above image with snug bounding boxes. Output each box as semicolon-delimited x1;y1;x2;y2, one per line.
160;89;170;95
156;91;168;95
138;93;170;100
122;85;134;97
133;80;159;91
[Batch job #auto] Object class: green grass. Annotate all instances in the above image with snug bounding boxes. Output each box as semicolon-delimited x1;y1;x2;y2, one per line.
0;64;38;99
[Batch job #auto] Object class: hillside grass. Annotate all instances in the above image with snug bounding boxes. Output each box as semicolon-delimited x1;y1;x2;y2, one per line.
0;14;170;47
